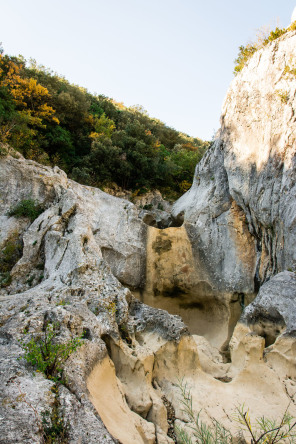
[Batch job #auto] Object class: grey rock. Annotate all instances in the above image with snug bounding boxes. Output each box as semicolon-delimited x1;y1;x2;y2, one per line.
241;271;296;336
0;152;189;443
172;30;296;296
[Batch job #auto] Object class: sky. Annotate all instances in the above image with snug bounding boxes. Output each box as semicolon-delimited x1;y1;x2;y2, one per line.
1;1;295;140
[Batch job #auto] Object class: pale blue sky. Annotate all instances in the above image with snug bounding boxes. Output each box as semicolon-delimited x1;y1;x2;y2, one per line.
1;1;295;140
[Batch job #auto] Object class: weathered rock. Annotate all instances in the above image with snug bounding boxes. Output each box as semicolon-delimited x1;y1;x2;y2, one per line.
0;154;147;290
1;26;296;444
173;30;296;295
135;225;245;349
0;153;189;443
230;271;296;381
241;271;296;337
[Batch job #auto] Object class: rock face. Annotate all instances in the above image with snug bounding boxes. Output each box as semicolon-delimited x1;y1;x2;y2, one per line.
137;32;296;352
173;30;296;293
1;27;296;444
0;153;147;290
0;152;189;443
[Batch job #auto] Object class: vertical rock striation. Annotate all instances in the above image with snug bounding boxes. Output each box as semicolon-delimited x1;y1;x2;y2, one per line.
173;30;296;292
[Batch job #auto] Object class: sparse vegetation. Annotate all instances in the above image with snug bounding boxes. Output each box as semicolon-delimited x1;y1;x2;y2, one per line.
0;143;8;157
0;234;22;287
234;403;296;444
284;64;296;79
103;300;117;316
0;271;12;287
234;21;296;74
8;198;44;221
276;90;290;104
41;384;69;444
13;380;68;444
234;44;257;75
175;379;296;444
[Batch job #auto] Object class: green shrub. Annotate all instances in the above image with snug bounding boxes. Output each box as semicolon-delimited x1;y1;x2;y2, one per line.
234;404;296;444
0;143;8;157
0;271;12;287
266;27;287;43
19;321;82;378
0;237;22;272
8;198;44;222
0;235;23;286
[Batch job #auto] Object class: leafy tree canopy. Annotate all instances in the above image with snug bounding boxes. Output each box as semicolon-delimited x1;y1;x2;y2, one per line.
0;49;209;196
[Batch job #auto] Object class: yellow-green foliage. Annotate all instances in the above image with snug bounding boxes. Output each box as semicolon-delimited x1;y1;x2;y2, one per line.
276;89;289;104
0;46;209;195
0;143;8;157
234;21;296;74
284;64;296;78
234;45;257;75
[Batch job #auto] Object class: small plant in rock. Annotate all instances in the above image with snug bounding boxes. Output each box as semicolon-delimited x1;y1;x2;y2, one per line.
234;44;257;74
55;299;69;307
0;234;23;287
19;321;82;379
276;90;289;104
13;380;68;444
284;64;296;79
175;379;296;444
0;271;12;287
8;198;44;222
41;384;69;444
26;275;35;286
0;143;8;157
103;300;117;316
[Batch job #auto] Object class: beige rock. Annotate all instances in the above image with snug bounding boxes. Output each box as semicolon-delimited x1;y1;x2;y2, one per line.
87;356;155;444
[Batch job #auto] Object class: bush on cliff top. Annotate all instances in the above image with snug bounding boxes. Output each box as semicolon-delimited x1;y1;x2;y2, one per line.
234;21;296;74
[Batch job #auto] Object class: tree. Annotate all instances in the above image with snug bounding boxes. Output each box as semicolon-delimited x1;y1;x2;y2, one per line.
0;53;59;156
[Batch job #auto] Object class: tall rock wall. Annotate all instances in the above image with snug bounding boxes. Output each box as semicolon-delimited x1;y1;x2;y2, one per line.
1;27;296;444
173;29;296;294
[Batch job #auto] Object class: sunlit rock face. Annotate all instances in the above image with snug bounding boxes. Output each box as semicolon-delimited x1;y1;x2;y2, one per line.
0;153;147;292
1;28;296;444
173;30;296;292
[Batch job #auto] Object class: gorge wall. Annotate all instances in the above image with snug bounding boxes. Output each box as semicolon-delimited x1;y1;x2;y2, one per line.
0;27;296;444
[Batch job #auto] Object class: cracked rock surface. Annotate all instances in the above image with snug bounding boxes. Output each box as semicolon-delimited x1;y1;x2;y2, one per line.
173;30;296;294
1;27;296;444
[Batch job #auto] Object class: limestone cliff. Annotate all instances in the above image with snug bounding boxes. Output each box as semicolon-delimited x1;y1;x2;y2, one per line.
173;28;296;309
0;27;296;444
